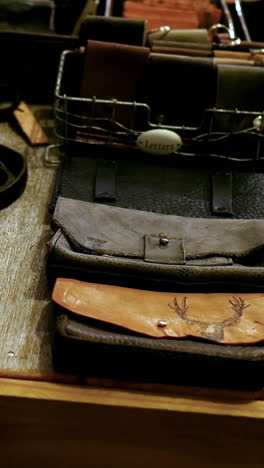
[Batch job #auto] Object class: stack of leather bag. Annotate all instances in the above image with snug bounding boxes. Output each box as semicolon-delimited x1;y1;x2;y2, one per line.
47;20;264;392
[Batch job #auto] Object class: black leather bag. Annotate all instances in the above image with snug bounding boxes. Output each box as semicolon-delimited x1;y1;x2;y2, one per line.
48;44;264;390
53;305;264;391
47;146;264;292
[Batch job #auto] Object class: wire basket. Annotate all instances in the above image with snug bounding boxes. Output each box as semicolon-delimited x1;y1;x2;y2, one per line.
48;47;264;165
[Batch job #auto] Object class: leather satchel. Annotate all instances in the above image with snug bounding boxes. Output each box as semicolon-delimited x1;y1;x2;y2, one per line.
47;147;264;292
51;278;264;390
49;40;264;389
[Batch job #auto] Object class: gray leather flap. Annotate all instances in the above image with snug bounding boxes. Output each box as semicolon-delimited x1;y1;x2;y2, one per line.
53;197;264;261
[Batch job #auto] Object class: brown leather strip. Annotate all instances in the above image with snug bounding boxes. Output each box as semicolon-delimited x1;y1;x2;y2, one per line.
80;40;150;101
214;50;260;60
152;40;212;50
53;278;264;345
213;58;255;66
150;48;256;66
151;46;212;57
150;47;264;65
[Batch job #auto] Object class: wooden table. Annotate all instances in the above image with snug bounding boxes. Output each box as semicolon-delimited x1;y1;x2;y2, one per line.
1;109;264;467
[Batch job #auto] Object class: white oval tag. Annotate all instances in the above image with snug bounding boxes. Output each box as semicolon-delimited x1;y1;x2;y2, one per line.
136;129;182;155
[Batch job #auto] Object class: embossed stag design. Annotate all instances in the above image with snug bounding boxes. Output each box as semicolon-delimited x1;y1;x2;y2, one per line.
168;296;250;342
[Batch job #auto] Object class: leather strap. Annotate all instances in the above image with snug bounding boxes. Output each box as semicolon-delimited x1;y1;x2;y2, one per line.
0;145;27;209
150;47;258;66
80;40;150;101
94;160;116;202
211;173;233;216
152;40;212;50
151;46;212;57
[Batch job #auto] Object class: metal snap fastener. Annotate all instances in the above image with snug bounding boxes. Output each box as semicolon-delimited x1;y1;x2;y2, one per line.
159;237;169;247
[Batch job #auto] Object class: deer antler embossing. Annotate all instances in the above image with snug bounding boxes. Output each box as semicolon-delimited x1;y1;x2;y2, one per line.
169;297;201;326
225;297;250;327
168;296;250;342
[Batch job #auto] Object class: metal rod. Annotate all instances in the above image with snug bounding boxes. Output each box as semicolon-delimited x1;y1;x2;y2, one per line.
219;0;237;40
234;0;251;42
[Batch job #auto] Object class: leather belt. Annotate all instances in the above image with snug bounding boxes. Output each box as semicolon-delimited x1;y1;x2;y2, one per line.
0;145;27;209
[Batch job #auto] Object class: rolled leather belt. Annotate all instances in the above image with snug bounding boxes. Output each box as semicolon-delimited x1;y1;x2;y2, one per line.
0;145;27;209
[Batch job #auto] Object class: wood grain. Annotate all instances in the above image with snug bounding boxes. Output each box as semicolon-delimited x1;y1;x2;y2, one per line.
0;110;72;382
13;101;49;146
1;379;264;468
1;377;264;418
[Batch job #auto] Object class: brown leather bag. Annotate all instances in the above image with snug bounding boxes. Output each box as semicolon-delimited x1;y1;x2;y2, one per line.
52;279;264;390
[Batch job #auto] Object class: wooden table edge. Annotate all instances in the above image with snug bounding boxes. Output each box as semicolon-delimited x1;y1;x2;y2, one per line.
1;377;264;420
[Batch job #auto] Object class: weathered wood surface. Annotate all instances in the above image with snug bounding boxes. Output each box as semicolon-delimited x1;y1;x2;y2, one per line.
0;107;67;381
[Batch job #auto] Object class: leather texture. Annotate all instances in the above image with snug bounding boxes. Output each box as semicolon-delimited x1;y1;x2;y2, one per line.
53;278;264;345
80;41;150;101
47;194;264;292
53;197;264;261
47;229;264;292
151;40;212;50
53;310;264;390
50;154;264;219
50;39;264;387
211;173;233;215
144;53;216;127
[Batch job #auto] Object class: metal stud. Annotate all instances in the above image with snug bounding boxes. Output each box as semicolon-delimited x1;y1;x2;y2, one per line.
157;320;168;328
159;237;169;247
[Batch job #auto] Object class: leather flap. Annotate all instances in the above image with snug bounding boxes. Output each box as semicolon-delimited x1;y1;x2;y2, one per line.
52;278;264;344
144;235;185;264
53;197;264;263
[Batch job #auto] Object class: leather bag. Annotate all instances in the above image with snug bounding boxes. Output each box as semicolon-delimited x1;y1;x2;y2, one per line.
51;279;264;390
48;146;264;292
48;40;264;389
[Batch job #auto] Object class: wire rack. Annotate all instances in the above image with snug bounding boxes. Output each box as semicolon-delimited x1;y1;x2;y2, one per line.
47;47;264;165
